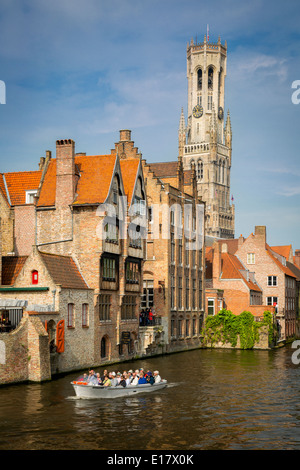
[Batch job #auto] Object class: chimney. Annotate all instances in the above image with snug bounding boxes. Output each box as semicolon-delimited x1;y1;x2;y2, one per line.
55;139;75;207
238;234;244;248
212;241;222;280
295;249;300;268
254;226;266;244
119;129;131;142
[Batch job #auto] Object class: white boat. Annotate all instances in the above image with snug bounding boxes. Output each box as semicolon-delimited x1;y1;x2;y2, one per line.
71;379;168;399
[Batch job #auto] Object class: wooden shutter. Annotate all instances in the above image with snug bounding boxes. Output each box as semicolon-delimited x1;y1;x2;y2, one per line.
56;320;65;353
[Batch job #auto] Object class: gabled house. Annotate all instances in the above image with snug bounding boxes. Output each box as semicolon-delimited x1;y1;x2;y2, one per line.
205;241;266;317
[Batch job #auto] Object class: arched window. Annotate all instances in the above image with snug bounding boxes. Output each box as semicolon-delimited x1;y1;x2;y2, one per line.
32;270;38;285
197;160;203;180
197;69;202;90
208;67;214;90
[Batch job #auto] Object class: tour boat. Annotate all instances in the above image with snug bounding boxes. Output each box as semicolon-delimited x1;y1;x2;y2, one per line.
71;379;168;399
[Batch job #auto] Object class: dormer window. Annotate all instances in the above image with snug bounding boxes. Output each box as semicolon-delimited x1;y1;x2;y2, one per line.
26;190;37;204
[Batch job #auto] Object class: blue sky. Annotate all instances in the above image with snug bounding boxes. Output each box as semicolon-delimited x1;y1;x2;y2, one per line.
0;0;299;251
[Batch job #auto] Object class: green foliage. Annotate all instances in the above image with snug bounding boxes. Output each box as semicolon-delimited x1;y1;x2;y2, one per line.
202;309;274;349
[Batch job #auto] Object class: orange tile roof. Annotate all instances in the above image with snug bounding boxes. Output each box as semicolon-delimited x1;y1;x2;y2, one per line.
271;245;292;261
205;247;261;292
266;245;297;278
2;171;42;206
120;159;140;206
221;252;262;292
38;155;116;207
1;256;28;285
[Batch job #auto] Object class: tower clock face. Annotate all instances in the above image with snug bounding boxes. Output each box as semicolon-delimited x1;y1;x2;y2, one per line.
192;104;203;118
218;106;224;120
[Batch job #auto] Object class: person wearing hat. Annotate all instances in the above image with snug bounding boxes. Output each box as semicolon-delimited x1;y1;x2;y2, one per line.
146;371;155;385
153;370;162;383
109;372;118;387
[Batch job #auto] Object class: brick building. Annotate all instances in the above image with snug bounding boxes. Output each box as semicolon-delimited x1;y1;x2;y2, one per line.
141;151;206;353
205;240;269;317
220;226;298;340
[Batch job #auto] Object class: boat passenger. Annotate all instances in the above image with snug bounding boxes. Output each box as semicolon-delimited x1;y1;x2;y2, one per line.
118;375;127;388
153;370;162;383
96;373;102;385
130;372;139;386
101;369;108;382
110;372;118;387
102;374;111;387
87;370;97;385
146;371;155;385
138;371;147;384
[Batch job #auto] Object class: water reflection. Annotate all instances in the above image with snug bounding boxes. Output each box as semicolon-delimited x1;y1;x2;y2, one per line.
0;346;299;450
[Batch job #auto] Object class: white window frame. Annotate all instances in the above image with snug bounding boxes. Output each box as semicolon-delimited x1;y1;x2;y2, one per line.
25;190;37;204
247;253;255;264
207;298;215;316
267;275;277;286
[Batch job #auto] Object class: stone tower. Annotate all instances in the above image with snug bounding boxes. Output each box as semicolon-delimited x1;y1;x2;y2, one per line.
180;34;235;239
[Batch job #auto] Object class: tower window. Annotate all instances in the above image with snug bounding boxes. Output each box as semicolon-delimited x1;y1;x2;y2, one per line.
197;160;203;180
208;95;212;111
197;69;202;91
208;67;214;90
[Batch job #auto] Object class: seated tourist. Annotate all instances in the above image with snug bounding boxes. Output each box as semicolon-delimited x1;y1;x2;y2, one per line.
118;374;127;388
102;374;111;387
153;370;162;383
96;373;102;385
130;372;139;386
146;371;155;385
138;371;147;384
109;372;118;387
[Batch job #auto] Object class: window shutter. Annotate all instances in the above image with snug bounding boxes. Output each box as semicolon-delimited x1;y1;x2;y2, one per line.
56;320;65;353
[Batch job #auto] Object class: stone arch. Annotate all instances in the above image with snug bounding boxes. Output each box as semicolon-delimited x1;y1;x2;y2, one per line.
100;334;111;360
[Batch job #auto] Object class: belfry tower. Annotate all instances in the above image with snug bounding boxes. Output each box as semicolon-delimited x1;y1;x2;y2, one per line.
180;35;235;239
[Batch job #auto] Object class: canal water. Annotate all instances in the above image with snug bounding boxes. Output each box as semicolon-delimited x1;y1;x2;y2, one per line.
0;344;299;450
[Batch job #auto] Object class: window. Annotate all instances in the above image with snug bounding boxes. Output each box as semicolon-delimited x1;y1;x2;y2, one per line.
178;317;183;337
192;317;197;335
267;296;278;306
199;278;203;310
134;196;146;216
186;278;190;309
171;275;175;309
207;298;215;316
247;253;255;264
99;295;111;321
185;318;190;337
197;160;203;180
197;69;202;90
67;303;75;328
207;95;213;111
267;276;277;286
102;257;116;281
82;303;88;327
126;261;139;284
26;190;37;204
171;232;175;263
192;278;196;310
141;280;154;309
121;295;136;320
208;67;214;90
171;317;175;337
179;238;183;264
178;277;182;309
105;223;118;243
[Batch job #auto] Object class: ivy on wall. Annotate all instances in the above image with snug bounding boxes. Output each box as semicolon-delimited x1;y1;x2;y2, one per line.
201;309;276;349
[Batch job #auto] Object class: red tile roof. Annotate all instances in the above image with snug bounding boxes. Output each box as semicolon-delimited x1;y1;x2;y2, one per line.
148;161;178;178
39;252;88;289
2;256;28;285
271;245;292;261
2;171;42;206
266;245;296;278
38;155;116;207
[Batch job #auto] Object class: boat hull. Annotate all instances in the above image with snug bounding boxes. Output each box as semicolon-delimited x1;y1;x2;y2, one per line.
71;380;167;399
